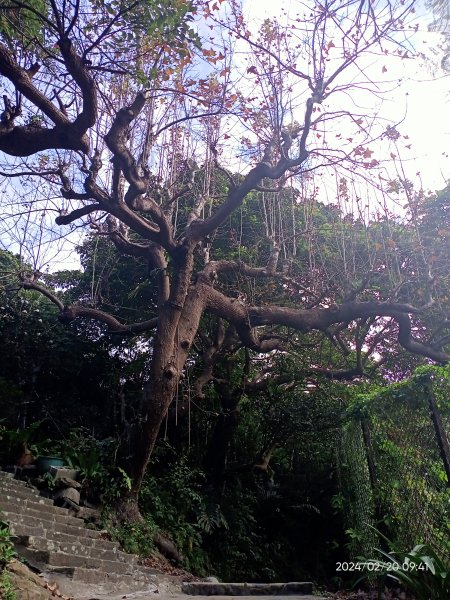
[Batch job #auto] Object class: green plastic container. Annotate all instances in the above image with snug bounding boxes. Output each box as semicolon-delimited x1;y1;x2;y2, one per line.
36;456;65;475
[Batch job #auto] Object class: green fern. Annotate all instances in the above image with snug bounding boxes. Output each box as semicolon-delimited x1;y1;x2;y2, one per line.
197;504;229;534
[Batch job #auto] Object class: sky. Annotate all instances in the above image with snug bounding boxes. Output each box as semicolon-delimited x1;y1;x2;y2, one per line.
242;0;450;195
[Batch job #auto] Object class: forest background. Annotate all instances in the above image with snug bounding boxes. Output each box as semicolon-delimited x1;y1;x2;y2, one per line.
0;0;449;587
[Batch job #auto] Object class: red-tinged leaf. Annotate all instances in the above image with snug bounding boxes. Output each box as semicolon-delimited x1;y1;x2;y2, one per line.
247;66;258;75
223;133;230;139
405;144;412;149
390;152;396;159
363;148;373;158
347;137;353;142
355;118;363;126
316;133;321;138
382;65;388;73
212;2;219;10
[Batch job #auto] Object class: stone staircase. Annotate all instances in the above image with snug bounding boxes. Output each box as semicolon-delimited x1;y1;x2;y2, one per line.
0;471;167;595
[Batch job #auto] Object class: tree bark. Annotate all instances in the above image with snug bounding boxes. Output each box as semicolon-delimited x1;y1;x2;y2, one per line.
114;259;208;517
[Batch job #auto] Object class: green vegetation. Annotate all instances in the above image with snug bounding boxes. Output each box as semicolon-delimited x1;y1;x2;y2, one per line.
0;570;16;600
339;365;450;564
0;0;449;592
1;189;450;582
359;528;450;600
0;518;17;600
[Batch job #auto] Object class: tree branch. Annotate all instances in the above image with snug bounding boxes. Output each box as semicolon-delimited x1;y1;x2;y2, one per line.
0;43;68;125
104;93;175;252
55;203;102;225
59;306;157;334
21;277;64;311
205;287;449;363
186;127;309;241
0;37;94;155
20;277;158;335
57;36;97;133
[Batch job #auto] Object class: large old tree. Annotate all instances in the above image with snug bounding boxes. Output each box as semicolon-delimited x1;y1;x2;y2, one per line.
0;0;448;516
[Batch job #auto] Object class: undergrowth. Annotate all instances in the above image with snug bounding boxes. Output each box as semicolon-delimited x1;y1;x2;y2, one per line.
0;517;16;600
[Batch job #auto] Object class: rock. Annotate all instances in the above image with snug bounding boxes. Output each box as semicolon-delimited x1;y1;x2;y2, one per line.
5;559;71;600
203;576;220;583
54;486;81;505
54;476;82;490
154;533;182;564
181;581;314;596
49;467;79;481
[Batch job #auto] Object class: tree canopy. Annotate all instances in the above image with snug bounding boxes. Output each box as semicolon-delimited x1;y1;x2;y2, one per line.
0;0;449;515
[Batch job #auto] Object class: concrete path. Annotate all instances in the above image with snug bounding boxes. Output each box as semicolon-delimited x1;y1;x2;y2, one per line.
54;578;327;600
77;595;327;600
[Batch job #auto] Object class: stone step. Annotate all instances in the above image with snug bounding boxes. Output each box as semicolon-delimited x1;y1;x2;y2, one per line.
0;473;42;486
16;530;119;553
5;512;102;538
0;472;29;483
17;534;136;565
0;484;53;503
1;505;83;528
52;566;159;592
181;582;314;596
1;497;73;516
0;471;163;596
21;547;138;575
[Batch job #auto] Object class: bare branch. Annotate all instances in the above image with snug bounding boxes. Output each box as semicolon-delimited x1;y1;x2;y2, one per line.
21;277;158;335
21;277;64;311
0;43;68;126
55;203;102;225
